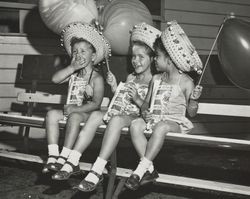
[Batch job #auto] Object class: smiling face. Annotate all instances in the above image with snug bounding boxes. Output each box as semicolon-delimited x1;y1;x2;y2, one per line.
71;39;96;68
131;43;153;75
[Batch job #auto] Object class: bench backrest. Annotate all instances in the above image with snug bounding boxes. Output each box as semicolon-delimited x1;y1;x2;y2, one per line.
17;92;110;108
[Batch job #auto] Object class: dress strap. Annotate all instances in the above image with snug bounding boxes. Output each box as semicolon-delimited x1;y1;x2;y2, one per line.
88;69;94;84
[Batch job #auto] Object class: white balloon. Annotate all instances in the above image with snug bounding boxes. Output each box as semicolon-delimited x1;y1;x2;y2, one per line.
39;0;98;34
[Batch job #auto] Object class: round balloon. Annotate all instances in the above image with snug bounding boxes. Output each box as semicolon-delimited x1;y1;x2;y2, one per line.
39;0;98;34
217;17;250;90
99;0;153;55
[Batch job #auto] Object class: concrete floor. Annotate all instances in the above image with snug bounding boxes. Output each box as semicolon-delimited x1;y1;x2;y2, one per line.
0;139;250;199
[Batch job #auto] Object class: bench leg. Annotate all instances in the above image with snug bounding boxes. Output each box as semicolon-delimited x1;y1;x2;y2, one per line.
23;126;30;153
105;150;117;199
112;177;126;199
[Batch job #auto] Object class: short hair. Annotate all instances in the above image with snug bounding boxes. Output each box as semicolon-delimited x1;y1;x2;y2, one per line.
70;37;96;53
153;37;170;57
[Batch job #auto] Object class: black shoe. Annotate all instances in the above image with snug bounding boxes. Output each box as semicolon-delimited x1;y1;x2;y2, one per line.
74;170;103;192
140;170;159;186
42;155;58;174
52;161;81;180
50;156;67;171
125;174;140;191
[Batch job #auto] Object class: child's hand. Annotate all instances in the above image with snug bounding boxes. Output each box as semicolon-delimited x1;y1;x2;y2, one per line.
142;109;152;123
70;55;85;71
63;104;77;116
106;71;117;92
190;85;203;100
126;83;139;102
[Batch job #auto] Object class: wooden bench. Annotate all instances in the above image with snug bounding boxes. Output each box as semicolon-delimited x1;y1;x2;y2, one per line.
1;90;250;198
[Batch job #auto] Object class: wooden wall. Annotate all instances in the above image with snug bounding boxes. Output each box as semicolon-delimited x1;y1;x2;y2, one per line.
1;1;250;151
162;0;250;54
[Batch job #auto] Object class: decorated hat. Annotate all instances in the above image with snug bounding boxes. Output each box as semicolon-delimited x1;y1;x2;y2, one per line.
61;22;111;65
161;20;203;73
131;22;161;51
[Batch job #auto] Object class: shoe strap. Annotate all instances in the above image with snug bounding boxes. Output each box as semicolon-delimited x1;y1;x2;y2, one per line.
48;155;58;159
90;170;102;179
57;155;67;161
64;161;77;169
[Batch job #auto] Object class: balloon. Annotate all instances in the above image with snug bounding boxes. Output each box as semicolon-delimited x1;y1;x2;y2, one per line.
99;0;153;55
39;0;98;34
217;17;250;90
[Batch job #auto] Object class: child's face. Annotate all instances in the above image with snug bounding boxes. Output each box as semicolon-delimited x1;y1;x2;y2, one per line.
131;44;152;75
154;48;172;72
71;41;95;67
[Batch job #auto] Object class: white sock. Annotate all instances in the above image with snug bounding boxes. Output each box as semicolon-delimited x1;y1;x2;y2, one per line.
133;157;152;180
61;150;82;172
84;157;107;185
57;147;71;165
47;144;59;164
148;164;154;173
140;157;154;173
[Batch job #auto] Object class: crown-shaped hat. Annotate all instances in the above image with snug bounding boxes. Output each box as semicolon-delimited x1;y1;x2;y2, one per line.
61;22;111;65
161;20;203;73
131;22;161;51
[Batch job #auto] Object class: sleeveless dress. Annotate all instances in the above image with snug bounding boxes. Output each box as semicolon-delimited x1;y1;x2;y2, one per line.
66;69;94;106
103;74;149;123
146;73;193;134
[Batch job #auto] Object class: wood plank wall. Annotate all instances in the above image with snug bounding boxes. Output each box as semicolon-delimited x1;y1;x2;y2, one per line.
162;0;250;54
1;1;250;151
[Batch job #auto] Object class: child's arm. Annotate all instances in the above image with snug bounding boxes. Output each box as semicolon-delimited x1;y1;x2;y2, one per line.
64;75;105;115
106;71;117;93
186;84;203;117
52;55;82;84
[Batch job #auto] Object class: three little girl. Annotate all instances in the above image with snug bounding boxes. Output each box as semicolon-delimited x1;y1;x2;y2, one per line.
44;20;203;193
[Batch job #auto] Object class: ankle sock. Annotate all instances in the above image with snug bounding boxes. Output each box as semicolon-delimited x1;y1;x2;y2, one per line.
141;157;154;173
133;157;152;180
47;144;59;163
148;164;154;173
57;147;71;165
61;150;82;172
84;157;107;185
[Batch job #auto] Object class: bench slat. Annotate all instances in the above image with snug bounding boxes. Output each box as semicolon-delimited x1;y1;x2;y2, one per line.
17;92;110;107
198;103;250;117
1;113;250;150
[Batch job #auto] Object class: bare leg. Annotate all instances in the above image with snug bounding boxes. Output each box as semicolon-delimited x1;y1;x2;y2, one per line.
63;112;89;149
46;109;64;145
130;118;147;158
43;109;63;173
99;115;134;160
73;110;105;153
79;115;135;188
145;120;180;161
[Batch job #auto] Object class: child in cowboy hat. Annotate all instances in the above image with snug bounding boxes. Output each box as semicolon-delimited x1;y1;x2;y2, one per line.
51;23;161;192
125;20;203;190
42;22;112;174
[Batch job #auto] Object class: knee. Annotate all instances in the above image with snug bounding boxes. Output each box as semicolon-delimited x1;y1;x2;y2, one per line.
46;109;61;123
130;118;146;136
68;112;85;123
153;121;170;137
89;111;104;121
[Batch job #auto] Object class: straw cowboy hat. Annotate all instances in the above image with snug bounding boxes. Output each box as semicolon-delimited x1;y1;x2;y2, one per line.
161;20;203;73
130;22;161;51
61;22;111;65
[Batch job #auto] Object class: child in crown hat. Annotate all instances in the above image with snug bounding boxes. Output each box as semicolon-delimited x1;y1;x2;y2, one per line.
125;20;203;190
